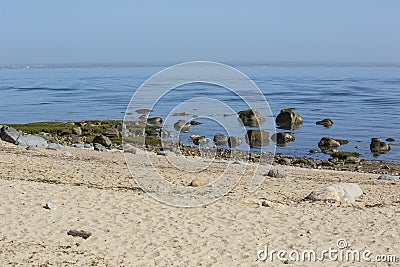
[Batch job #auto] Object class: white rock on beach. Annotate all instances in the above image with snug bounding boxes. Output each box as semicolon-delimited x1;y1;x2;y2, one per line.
305;183;363;203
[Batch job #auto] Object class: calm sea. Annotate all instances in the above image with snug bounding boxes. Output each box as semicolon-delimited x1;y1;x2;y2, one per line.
0;64;399;162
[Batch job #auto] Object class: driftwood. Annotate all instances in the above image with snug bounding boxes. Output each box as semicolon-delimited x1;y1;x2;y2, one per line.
67;229;92;239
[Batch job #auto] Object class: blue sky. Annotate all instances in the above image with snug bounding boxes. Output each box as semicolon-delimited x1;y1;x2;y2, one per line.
1;0;399;65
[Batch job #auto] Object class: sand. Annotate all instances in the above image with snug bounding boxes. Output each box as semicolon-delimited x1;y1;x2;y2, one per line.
0;140;399;266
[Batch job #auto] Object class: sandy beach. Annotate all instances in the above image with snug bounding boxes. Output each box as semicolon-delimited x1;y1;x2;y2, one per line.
0;140;399;266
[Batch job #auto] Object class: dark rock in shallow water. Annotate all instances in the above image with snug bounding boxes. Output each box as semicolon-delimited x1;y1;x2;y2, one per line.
316;118;334;128
309;149;319;154
173;120;190;132
246;130;270;148
318;137;343;152
227;136;242;148
213;133;228;146
94;143;107;152
238;109;266;127
190;120;202;125
276;108;303;130
377;174;398;182
147;117;163;125
192;136;209;146
370;138;391;154
386;138;395;142
135;108;152;114
271;132;295;146
93;135;112;147
160;129;170;138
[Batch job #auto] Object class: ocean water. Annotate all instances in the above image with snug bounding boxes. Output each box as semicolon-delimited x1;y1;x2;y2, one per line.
0;65;399;162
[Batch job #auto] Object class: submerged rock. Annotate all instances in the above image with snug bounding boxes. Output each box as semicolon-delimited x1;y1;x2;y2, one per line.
174;120;190;132
316;118;334;128
271;132;295;146
386;138;395;142
238;109;266;127
276;108;303;130
370;138;391;154
246;130;270;148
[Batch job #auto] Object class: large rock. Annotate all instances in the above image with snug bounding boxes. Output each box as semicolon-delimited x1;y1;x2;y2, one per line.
174;120;190;132
147;117;163;125
271;132;295;146
305;183;363;203
213;133;228;146
238;109;266;127
93;135;112;147
370;138;391;154
227;136;242;148
316;118;334;128
266;168;289;178
0;125;47;147
318;137;342;152
276;108;303;130
246;130;269;148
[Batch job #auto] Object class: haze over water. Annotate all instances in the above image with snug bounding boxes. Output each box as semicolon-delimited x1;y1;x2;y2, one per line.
0;64;399;162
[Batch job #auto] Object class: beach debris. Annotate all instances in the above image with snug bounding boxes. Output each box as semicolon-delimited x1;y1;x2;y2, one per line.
190;178;209;187
67;229;92;239
238;109;266;127
174;120;190;132
370;138;391;154
271;132;295;146
266;168;289;178
93;135;112;147
147;117;163;125
62;151;73;157
377;174;398;182
316;118;334;128
47;143;64;150
276;108;303;130
43;202;57;210
260;200;285;208
0;125;48;147
305;183;363;203
94;143;107;152
246;130;270;148
213;133;228;146
386;138;395;142
227;136;242;148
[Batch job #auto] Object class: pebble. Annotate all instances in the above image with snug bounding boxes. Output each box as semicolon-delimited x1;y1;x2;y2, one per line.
43;202;57;210
190;178;209;187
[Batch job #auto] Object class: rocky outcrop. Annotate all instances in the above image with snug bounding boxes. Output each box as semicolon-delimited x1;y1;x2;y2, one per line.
370;138;391;154
213;134;228;146
271;132;295;146
276;108;303;130
245;130;270;148
238;109;266;127
316;118;334;128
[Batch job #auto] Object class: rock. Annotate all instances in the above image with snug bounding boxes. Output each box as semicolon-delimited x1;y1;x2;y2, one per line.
386;138;395;142
135;108;152;114
271;132;295;145
246;130;269;148
0;125;21;143
336;139;349;145
174;120;190;132
67;229;92;239
192;136;209;146
377;174;398;182
147;117;163;125
72;127;82;135
305;183;363;203
145;128;159;137
105;128;120;138
26;146;39;151
316;118;334;127
160;129;170;138
213;134;228;146
123;143;137;154
318;137;341;152
190;178;209;187
278;158;291;165
370;138;391;154
172;112;190;116
93;135;112;147
72;143;85;148
94;143;107;152
309;149;319;154
156;150;175;156
43;202;57;210
227;136;242;148
84;144;92;148
47;143;64;150
266;168;289;178
62;151;73;157
190;120;202;125
276;108;303;130
16;135;48;147
237;109;266;127
345;156;360;164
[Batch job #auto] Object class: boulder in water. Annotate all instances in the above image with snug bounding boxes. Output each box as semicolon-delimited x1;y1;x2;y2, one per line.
238;109;266;127
276;108;303;130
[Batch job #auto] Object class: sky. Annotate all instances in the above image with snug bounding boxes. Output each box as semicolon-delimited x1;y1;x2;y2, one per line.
0;0;399;65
